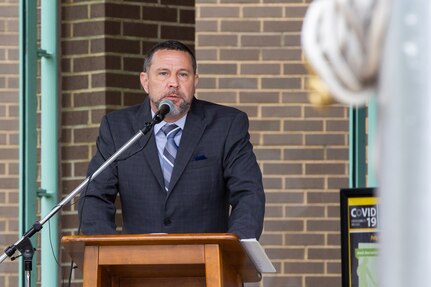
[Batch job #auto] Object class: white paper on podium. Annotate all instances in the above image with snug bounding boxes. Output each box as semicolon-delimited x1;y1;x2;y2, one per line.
240;238;276;273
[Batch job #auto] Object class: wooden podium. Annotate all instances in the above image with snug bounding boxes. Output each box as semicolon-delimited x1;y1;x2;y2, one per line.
61;233;261;287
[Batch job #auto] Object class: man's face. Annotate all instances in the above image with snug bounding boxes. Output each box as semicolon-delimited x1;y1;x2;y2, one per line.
140;49;199;122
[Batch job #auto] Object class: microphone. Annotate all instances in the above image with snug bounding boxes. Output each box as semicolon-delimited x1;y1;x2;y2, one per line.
154;99;174;123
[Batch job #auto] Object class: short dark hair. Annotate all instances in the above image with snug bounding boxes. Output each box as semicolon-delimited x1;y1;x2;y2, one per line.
143;40;197;73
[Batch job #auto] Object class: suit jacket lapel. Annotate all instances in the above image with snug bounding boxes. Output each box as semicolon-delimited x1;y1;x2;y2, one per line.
132;97;165;191
168;99;206;194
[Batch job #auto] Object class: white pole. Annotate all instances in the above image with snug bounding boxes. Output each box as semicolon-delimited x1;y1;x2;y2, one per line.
378;0;431;286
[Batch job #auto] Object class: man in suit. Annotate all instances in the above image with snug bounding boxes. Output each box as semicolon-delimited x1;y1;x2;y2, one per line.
78;40;265;239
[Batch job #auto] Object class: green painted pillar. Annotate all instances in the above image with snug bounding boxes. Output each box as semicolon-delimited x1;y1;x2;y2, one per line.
349;107;367;188
19;0;38;286
39;0;59;286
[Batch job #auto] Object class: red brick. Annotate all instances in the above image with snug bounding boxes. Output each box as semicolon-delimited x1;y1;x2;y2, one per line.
266;191;304;204
263;163;302;175
197;35;238;47
104;3;141;20
196;91;237;103
285;206;325;218
285;233;325;246
220;20;260;32
73;127;99;144
62;4;88;21
92;72;139;89
73;55;121;73
262;177;282;189
123;92;147;107
262;47;302;61
307;192;339;204
142;6;178;22
219;77;258;89
266;247;305;259
63;74;89;91
262;77;302;90
249;120;280;132
62;39;89;55
305;134;347;146
260;233;283;245
220;49;260;61
161;25;195;41
263;20;303;33
262;134;303;146
199;6;240;18
0;178;18;189
123;22;158;38
305;276;342;287
243;6;283;18
285;261;324;274
91;38;140;54
195;20;218;33
0;148;18;159
179;9;195;24
263;106;302;118
284;148;324;161
285;177;325;190
254;148;281;160
199;63;237;75
241;35;282;47
240;63;280;75
239;92;279;103
308;247;341;260
62;110;89;126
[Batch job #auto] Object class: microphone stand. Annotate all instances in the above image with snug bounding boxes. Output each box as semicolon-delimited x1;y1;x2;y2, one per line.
0;114;163;286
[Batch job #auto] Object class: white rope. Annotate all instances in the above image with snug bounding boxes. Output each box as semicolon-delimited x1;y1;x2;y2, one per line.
301;0;392;106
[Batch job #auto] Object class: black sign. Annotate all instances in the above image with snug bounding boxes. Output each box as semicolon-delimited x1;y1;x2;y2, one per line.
340;188;379;287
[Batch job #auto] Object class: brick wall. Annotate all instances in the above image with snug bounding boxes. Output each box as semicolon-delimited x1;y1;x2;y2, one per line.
195;1;347;286
0;0;349;286
0;0;20;285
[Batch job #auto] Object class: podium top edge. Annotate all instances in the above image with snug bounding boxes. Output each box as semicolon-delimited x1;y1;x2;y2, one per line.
61;233;240;245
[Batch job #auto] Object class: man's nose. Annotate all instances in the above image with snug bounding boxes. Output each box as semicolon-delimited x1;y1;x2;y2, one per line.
168;75;179;88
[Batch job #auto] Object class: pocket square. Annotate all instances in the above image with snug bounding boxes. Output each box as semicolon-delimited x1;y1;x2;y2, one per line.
194;154;207;161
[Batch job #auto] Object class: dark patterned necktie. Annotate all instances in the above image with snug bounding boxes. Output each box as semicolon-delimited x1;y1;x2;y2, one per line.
161;124;181;192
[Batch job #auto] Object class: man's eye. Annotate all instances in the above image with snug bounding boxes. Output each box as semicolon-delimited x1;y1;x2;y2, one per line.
159;71;168;76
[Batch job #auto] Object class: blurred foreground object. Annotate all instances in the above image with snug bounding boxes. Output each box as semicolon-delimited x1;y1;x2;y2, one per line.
301;0;391;106
378;0;431;286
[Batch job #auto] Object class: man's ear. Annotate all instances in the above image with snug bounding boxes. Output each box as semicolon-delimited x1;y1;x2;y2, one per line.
194;73;199;88
140;72;149;93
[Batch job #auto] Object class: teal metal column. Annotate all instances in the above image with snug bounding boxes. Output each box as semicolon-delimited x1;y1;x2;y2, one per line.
40;0;59;286
19;0;38;286
349;107;367;188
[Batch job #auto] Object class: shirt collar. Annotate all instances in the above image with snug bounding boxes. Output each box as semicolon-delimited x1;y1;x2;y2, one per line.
152;110;187;135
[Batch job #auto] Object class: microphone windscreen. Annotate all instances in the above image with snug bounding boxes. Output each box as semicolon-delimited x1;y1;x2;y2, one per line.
158;99;174;115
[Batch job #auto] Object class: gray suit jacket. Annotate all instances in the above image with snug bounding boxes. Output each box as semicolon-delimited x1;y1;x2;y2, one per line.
78;97;265;239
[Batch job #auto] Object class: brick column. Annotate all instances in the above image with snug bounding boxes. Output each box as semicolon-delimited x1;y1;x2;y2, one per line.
60;0;195;283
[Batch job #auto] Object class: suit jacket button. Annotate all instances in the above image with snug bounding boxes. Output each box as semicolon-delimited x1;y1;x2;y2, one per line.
164;218;172;225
